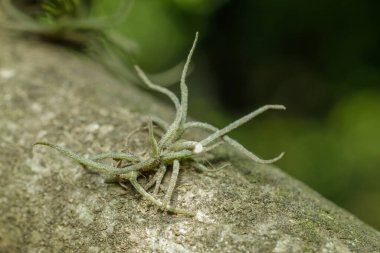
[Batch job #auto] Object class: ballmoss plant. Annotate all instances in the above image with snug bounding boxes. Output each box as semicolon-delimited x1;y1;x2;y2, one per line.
34;33;285;216
1;0;185;86
1;0;132;47
1;0;139;80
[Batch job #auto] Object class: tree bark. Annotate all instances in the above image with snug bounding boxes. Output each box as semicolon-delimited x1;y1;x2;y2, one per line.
0;14;379;253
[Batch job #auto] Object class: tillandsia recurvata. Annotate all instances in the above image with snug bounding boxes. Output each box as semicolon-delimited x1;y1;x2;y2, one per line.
1;0;183;86
1;0;132;46
34;33;285;216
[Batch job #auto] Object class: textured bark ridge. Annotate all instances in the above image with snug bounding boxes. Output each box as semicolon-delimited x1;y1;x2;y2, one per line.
0;19;379;253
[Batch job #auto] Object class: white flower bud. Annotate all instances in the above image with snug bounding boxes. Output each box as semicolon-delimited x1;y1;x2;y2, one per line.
193;143;203;154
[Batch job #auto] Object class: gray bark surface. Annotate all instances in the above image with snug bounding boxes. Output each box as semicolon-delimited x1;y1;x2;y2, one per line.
0;16;379;253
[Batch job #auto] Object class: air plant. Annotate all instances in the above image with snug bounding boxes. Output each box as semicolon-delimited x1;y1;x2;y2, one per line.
1;0;131;45
34;33;285;216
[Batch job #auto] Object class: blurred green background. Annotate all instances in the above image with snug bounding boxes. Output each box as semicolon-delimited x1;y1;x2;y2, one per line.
91;0;380;229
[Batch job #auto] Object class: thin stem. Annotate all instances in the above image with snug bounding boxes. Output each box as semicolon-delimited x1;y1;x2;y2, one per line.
134;65;180;112
128;176;194;216
153;164;167;195
126;126;148;146
157;111;183;150
163;160;180;206
148;118;159;157
143;165;166;192
180;32;199;126
34;142;158;174
202;141;224;153
90;152;141;163
161;150;193;163
142;115;169;131
168;140;198;152
224;137;284;164
192;162;229;173
186;120;284;163
200;105;285;146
